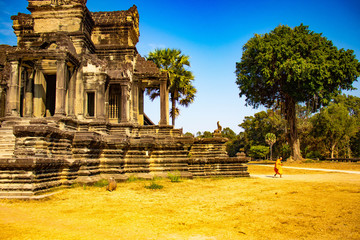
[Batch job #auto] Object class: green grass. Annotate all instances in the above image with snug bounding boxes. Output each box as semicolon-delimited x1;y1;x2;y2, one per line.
168;171;182;182
93;179;109;187
127;176;140;182
145;181;164;190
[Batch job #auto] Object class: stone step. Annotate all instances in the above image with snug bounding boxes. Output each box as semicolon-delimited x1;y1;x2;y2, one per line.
0;136;15;141
0;142;15;145
0;145;14;148
0;150;15;154
0;146;15;149
0;149;14;153
0;147;14;150
0;142;14;145
0;127;16;160
0;129;15;133
0;133;15;137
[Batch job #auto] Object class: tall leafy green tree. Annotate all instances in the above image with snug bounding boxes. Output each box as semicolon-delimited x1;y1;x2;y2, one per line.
236;24;360;161
311;101;357;158
248;145;270;160
351;131;360;157
226;133;246;157
334;95;360;158
146;48;196;126
310;95;360;158
221;127;237;140
196;131;213;138
220;127;241;157
239;109;286;155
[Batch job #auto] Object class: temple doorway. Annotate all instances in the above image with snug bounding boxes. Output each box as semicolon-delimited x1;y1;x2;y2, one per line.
108;85;121;123
45;75;56;117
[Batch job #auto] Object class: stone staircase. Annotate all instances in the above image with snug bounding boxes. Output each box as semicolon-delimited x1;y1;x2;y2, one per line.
0;127;15;160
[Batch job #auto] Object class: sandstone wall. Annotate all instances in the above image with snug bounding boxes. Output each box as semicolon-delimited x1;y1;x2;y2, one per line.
0;119;250;199
0;119;75;198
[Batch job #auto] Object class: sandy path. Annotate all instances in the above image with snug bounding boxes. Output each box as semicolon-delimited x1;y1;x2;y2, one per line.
250;165;360;183
252;164;360;174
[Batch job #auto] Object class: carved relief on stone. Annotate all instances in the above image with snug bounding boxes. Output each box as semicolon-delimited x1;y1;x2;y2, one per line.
50;0;87;6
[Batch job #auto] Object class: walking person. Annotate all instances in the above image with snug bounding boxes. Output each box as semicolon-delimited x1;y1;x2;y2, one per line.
274;157;283;178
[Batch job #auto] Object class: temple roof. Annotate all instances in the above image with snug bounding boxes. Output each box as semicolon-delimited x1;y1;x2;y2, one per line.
135;55;161;75
107;63;133;79
0;45;16;66
0;45;16;85
134;55;168;83
82;53;107;69
91;5;138;26
27;0;87;7
25;32;78;58
11;13;33;28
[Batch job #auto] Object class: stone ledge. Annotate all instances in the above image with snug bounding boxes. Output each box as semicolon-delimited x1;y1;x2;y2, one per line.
13;125;75;140
0;191;60;200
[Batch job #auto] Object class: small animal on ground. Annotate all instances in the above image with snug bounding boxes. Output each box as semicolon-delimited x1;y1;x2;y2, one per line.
106;177;117;191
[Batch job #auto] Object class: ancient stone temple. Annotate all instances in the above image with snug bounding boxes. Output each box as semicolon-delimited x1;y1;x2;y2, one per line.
0;0;249;199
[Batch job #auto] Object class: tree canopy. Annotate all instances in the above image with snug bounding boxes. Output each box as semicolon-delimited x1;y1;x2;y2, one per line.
248;145;269;160
238;109;289;159
311;95;360;158
146;48;196;126
236;24;360;161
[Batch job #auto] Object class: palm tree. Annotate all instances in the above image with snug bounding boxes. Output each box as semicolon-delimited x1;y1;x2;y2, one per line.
265;133;276;160
146;48;196;126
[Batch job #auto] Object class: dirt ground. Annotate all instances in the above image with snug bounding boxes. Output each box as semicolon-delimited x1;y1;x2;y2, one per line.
0;162;359;240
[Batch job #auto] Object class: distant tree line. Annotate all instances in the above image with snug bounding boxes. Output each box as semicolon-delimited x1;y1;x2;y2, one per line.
192;94;360;160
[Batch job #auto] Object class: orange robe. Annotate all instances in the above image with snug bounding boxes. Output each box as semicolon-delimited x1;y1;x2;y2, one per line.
274;159;283;175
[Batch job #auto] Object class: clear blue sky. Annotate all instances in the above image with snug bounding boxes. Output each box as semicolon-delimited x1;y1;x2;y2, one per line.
1;0;359;134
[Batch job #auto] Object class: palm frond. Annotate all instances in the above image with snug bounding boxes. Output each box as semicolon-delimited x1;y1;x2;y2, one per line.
146;48;197;122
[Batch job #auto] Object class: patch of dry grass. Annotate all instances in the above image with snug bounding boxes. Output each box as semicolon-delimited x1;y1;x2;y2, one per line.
0;164;359;240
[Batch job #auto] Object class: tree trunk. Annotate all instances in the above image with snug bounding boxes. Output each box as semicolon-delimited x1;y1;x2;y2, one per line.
171;94;176;126
346;136;352;158
331;143;336;159
284;95;302;161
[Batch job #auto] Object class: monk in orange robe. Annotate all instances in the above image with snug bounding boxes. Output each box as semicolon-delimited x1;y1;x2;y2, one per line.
274;157;283;178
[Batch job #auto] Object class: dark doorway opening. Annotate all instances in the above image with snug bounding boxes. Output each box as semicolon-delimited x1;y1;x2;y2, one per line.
45;75;56;116
87;92;95;117
108;85;121;122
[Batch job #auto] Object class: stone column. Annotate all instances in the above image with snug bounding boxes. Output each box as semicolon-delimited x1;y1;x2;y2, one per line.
159;79;169;126
67;67;76;117
33;67;46;117
105;80;110;121
138;87;144;125
0;88;5;117
54;59;66;116
75;66;84;119
120;83;129;123
6;60;20;117
132;81;139;124
96;74;106;120
24;69;34;117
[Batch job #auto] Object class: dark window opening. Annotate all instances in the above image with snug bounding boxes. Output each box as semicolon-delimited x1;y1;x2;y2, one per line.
87;92;95;117
19;69;27;117
45;75;56;117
